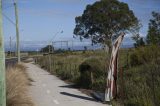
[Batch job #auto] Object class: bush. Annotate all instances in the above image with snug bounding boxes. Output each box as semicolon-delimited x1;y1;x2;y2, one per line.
79;57;105;90
129;45;160;66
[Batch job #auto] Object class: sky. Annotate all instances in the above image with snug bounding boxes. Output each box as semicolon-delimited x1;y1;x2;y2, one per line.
2;0;160;49
2;0;97;42
120;0;160;37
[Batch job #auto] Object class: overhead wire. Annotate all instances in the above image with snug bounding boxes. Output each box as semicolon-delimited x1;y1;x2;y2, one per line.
2;0;16;26
2;12;16;26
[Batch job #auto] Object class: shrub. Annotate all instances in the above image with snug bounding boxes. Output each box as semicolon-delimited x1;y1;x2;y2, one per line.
129;45;160;66
79;57;105;90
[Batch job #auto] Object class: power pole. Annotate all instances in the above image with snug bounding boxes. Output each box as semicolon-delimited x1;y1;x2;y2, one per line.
0;0;6;105
61;41;62;49
52;42;54;53
14;0;20;63
66;41;69;50
10;36;12;57
72;40;73;51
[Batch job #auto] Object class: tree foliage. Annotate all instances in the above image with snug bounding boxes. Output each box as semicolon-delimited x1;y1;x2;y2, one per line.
132;34;145;48
74;0;139;49
40;45;54;53
147;12;160;45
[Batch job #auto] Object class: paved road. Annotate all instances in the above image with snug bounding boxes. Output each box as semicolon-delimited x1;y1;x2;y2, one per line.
25;63;109;106
5;57;28;67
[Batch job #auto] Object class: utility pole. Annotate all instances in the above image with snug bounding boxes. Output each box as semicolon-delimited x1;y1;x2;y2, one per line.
72;40;73;51
14;0;20;63
52;42;54;53
10;36;12;57
0;0;6;105
66;41;69;50
61;41;62;49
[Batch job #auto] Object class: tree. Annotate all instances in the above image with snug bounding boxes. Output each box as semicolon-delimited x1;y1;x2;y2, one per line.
40;45;54;53
132;34;145;48
74;0;140;53
147;12;160;45
134;37;145;48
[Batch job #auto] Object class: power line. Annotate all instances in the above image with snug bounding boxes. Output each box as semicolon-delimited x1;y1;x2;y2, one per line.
2;0;16;26
2;5;13;10
2;0;14;9
2;13;24;33
2;12;16;26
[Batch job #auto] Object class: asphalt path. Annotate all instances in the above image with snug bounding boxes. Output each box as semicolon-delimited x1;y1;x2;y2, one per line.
26;63;110;106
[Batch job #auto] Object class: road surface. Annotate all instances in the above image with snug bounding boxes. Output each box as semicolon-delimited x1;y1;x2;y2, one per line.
5;57;28;67
25;63;109;106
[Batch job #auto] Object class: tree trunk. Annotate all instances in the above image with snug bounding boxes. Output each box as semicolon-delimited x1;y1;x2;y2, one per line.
104;43;112;102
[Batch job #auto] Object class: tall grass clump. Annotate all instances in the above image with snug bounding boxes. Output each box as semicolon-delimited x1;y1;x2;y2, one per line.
6;64;34;106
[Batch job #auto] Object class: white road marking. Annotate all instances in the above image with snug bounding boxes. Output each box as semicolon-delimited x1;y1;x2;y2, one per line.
42;84;46;87
38;79;42;83
53;99;59;105
46;90;51;94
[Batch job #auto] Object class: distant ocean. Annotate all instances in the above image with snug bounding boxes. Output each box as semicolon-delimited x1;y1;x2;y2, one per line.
4;37;135;51
4;44;134;52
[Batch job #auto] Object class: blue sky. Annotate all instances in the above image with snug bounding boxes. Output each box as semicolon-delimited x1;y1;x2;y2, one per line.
2;0;97;42
120;0;160;37
2;0;160;48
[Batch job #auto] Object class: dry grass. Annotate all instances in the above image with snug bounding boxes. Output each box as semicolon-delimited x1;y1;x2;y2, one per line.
6;64;34;106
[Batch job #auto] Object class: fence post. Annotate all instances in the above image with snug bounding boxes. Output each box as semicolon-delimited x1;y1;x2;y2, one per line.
120;67;124;104
48;55;51;72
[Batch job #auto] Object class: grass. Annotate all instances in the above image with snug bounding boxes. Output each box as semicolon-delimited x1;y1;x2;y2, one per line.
118;45;160;106
6;64;34;106
38;54;83;82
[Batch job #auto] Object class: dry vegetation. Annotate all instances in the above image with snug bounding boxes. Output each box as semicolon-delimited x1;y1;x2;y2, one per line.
6;64;34;106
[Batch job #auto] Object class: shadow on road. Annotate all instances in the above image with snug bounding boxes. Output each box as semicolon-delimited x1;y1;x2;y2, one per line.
59;84;79;89
60;92;98;102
